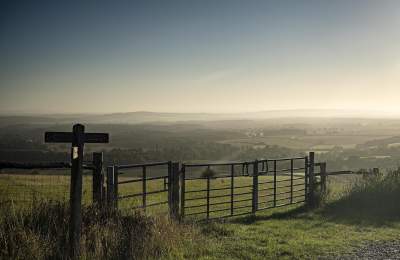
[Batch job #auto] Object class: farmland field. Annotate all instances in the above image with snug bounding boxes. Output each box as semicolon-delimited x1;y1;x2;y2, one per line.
220;134;391;150
0;170;93;207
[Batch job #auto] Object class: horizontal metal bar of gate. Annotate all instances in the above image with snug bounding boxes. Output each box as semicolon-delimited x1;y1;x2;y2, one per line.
264;157;306;161
185;186;231;193
118;188;168;200
258;177;304;185
117;161;170;169
132;200;169;209
258;200;305;211
259;194;305;203
185;197;254;210
117;176;167;183
184;161;250;167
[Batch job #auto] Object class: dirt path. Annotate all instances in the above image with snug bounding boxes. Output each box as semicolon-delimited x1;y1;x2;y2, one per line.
333;241;400;260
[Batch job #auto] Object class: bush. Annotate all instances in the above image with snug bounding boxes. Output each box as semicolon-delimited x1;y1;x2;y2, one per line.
0;201;189;259
201;168;216;178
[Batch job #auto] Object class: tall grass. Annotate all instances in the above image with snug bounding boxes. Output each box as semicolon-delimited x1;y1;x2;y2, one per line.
324;169;400;222
0;200;192;259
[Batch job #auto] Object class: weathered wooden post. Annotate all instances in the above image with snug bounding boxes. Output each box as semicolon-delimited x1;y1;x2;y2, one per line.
180;165;186;220
206;166;210;220
273;160;277;207
169;162;180;219
168;161;172;209
113;165;119;209
106;166;115;209
308;152;315;207
230;164;234;216
44;124;109;259
304;156;309;204
290;159;294;204
320;162;327;194
69;124;84;259
252;160;259;214
92;152;104;206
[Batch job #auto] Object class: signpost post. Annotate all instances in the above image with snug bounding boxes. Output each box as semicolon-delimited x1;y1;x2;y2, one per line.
45;124;109;259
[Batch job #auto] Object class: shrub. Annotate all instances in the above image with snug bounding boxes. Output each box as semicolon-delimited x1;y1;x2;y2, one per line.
201;168;216;178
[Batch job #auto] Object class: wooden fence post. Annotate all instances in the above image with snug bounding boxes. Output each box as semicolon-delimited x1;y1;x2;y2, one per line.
206;166;210;220
113;165;119;209
106;166;115;209
290;159;294;204
304;156;308;204
169;162;180;219
320;162;327;194
92;152;103;206
168;161;172;209
308;152;315;207
273;160;277;207
230;164;234;216
180;165;186;219
252;160;259;214
142;166;146;212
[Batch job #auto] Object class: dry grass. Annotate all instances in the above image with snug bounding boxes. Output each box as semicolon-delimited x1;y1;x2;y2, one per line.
0;200;194;259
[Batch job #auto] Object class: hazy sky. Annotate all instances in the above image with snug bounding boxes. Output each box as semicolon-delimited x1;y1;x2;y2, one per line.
1;0;399;114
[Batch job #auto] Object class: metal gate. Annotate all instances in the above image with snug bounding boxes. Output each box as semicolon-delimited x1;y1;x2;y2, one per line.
108;161;172;213
107;155;314;221
181;157;308;220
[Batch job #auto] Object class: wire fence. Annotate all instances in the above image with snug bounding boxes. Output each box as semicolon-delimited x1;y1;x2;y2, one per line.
0;162;94;208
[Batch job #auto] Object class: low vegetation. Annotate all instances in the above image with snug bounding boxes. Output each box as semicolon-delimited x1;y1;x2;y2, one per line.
2;170;400;259
323;168;400;223
0;201;196;259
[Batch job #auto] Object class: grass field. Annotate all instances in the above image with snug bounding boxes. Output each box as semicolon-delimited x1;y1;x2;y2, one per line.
185;205;400;259
2;170;400;259
0;169;93;207
185;172;400;259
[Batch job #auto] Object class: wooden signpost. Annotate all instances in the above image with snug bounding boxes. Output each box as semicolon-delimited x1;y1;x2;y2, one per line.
45;124;109;259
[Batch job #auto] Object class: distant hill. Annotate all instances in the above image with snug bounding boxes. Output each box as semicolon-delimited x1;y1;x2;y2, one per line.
0;109;397;126
358;136;400;149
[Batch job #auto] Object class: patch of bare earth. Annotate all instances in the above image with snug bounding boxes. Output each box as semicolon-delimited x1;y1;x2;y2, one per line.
325;240;400;260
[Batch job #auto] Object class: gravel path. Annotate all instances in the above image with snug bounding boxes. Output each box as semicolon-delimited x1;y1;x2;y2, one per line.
332;241;400;260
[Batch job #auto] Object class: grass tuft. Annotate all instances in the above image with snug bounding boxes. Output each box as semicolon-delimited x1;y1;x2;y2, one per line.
200;222;234;237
